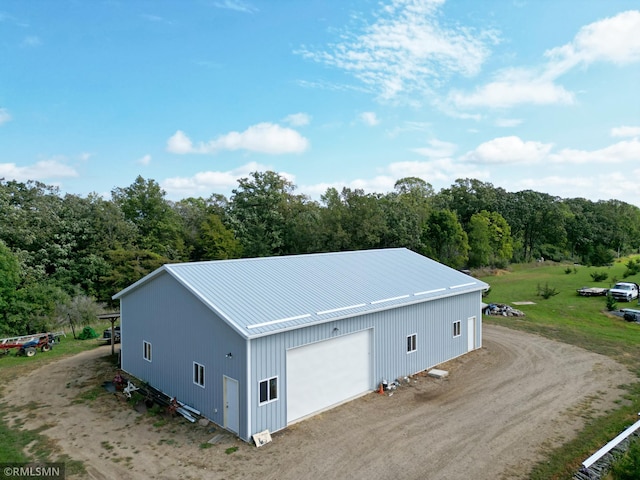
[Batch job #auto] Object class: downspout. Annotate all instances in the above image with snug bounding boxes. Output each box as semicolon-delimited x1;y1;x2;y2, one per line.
246;337;252;442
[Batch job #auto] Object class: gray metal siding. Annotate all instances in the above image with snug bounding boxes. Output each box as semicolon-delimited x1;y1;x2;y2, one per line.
249;290;483;436
120;272;248;436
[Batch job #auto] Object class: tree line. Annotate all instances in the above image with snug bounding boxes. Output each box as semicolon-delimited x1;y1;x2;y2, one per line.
1;172;639;335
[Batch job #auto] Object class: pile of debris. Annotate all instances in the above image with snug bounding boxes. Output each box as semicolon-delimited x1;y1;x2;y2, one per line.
378;375;421;396
483;303;525;317
104;371;200;423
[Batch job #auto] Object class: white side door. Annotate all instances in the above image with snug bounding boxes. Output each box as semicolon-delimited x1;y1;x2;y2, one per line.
223;376;239;434
467;316;476;352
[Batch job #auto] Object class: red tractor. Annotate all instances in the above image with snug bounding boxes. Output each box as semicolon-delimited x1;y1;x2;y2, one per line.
18;335;53;357
0;334;53;357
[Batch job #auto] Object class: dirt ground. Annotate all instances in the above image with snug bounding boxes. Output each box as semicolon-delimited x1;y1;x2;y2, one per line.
2;324;636;480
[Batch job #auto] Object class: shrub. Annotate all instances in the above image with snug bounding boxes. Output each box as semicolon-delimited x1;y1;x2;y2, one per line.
590;271;609;282
606;293;617;312
537;283;559;299
622;259;640;279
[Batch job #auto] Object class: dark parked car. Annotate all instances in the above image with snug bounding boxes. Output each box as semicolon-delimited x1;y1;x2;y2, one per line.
103;325;121;343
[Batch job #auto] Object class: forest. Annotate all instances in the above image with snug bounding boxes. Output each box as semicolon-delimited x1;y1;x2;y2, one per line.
1;171;640;336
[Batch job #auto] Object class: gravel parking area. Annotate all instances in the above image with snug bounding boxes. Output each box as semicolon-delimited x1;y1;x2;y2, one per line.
3;324;635;479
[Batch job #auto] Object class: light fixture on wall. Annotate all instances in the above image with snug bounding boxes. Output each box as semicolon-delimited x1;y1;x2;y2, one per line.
226;352;232;358
332;327;339;333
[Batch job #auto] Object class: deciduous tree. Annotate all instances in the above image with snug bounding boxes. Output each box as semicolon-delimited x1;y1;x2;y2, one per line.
422;209;469;269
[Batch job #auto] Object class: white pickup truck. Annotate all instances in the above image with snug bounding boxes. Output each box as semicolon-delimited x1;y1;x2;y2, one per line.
609;282;639;302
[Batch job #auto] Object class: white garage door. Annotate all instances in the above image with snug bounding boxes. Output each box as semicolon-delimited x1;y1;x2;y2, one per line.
286;329;372;424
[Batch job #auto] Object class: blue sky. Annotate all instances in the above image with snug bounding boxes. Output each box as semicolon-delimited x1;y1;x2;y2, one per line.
1;0;639;205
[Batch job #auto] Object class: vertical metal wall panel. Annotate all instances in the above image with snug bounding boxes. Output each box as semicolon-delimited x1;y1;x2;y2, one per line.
119;272;249;438
248;290;484;437
115;250;487;442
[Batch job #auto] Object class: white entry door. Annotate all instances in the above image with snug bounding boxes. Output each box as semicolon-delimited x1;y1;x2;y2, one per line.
467;316;476;352
223;376;239;434
286;329;372;424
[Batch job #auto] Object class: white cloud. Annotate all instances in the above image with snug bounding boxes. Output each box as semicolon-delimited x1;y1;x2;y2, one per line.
550;139;640;164
611;126;640;138
350;175;396;192
545;10;640;76
449;70;575;109
514;175;595;199
514;172;640;204
412;138;457;158
359;112;379;126
78;152;93;161
387;158;489;183
517;175;593;190
448;11;640;112
301;182;345;199
0;158;78;181
300;155;490;200
161;162;287;197
137;154;152;166
385;120;432;138
0;108;11;125
297;0;498;102
166;123;309;155
212;0;257;13
166;130;193;154
462;136;553;164
284;113;311;127
495;118;523;127
598;169;640;203
459;135;640;174
301;175;397;199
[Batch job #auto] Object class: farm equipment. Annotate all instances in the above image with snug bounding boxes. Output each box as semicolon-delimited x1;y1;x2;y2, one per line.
576;287;609;297
0;331;65;357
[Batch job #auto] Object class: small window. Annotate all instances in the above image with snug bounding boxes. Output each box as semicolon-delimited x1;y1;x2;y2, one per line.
193;362;205;387
407;333;417;353
453;321;461;337
143;341;152;362
259;377;278;404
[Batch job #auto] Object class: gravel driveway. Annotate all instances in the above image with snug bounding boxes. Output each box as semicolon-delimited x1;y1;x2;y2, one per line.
3;324;635;479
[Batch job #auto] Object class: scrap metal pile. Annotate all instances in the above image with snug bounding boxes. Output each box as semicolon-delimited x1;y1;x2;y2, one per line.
483;303;525;317
105;372;200;423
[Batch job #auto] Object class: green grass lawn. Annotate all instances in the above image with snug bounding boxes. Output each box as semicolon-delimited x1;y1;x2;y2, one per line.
478;257;640;479
479;259;640;371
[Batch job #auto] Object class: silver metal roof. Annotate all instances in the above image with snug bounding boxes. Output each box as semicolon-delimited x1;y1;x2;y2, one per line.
114;248;489;339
